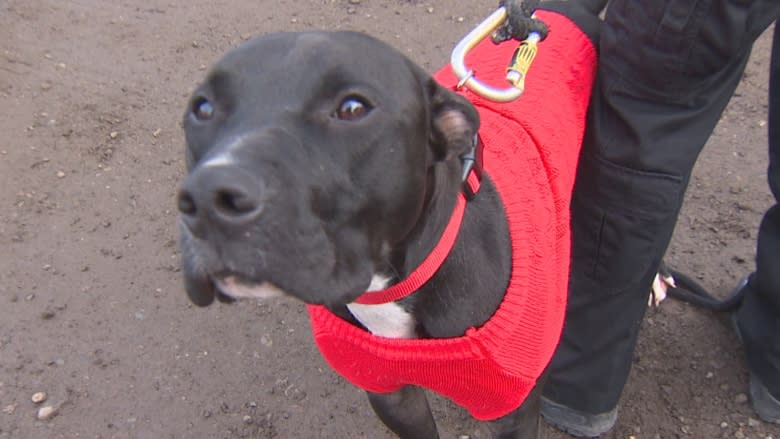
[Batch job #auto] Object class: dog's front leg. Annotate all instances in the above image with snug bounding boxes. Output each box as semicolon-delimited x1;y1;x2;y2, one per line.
485;370;548;439
367;386;438;439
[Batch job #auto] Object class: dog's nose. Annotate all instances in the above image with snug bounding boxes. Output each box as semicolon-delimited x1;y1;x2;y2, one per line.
178;165;265;236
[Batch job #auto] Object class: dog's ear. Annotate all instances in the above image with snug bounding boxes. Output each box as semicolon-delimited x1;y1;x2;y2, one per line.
426;79;480;162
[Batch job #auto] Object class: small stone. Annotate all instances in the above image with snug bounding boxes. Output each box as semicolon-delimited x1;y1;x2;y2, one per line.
109;131;118;139
721;422;729;428
346;7;356;14
427;7;434;13
243;415;252;423
37;405;58;420
2;404;15;414
456;16;465;22
734;430;745;439
152;128;162;137
191;40;200;48
747;417;761;428
56;171;66;178
290;17;298;23
706;371;714;379
734;393;749;404
32;392;47;404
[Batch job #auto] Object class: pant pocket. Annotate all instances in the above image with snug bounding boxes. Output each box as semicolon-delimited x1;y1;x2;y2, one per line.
570;153;685;295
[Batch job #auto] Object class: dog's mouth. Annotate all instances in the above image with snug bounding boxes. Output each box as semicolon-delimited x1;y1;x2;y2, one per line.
214;274;287;301
183;262;287;306
178;213;376;307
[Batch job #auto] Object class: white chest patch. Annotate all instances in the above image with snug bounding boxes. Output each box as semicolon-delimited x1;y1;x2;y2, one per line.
346;274;416;339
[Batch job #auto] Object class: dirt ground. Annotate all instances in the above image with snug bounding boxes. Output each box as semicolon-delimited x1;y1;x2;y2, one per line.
1;1;778;438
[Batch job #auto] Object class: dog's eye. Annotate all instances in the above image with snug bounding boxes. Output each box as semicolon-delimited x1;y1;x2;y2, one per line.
192;97;214;121
335;96;371;121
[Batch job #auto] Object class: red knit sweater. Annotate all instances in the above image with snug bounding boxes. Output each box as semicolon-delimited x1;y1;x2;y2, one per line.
307;10;597;421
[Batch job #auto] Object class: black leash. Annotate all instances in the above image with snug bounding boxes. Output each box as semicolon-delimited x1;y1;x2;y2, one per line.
662;262;748;312
492;0;549;43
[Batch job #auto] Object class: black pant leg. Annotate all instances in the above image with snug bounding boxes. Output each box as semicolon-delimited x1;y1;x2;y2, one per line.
736;24;780;397
544;0;780;413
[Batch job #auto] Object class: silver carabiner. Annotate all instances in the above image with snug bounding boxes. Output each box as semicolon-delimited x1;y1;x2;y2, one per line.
450;7;541;103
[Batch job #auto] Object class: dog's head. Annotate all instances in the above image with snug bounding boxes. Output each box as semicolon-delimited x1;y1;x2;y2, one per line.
178;31;478;307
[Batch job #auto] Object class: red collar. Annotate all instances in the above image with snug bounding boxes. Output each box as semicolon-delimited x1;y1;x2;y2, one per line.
353;141;483;305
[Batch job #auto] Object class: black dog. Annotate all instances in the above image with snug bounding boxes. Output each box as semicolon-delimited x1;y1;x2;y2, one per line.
177;4;599;438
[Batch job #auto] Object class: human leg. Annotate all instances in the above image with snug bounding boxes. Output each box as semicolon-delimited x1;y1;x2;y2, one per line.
734;23;780;424
542;0;780;435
